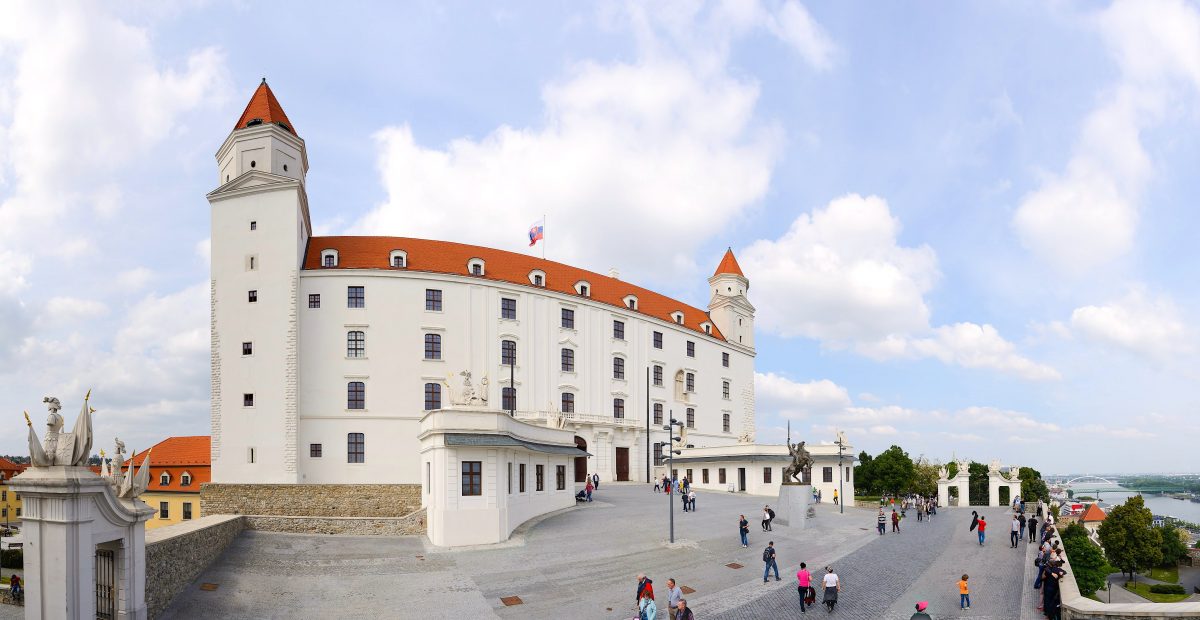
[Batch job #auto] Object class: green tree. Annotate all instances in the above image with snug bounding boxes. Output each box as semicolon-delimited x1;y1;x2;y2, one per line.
1158;524;1189;567
1060;523;1108;596
1098;495;1163;581
911;458;939;497
854;451;876;495
968;462;989;505
872;445;917;495
1018;467;1050;503
1067;489;1074;499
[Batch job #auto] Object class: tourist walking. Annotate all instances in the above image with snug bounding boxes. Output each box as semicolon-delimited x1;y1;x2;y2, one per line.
1011;514;1020;547
654;477;661;492
675;599;694;620
958;574;970;611
833;489;839;505
891;509;901;533
593;472;600;490
635;573;654;606
797;562;813;613
682;488;690;512
638;588;657;620
739;514;750;547
1027;515;1038;543
666;578;683;620
910;601;931;620
1018;512;1027;539
688;489;697;512
877;509;887;535
822;566;840;612
977;516;987;545
585;480;594;502
763;541;781;582
763;505;774;531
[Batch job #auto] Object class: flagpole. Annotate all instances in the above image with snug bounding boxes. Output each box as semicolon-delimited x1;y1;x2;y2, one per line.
542;213;546;260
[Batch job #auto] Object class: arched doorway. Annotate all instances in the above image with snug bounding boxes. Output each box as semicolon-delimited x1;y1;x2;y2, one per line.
574;436;588;483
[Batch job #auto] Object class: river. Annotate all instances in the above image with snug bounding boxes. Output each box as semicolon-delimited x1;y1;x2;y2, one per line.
1073;484;1200;523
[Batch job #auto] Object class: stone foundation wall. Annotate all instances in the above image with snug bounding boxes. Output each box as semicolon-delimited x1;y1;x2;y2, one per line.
145;514;245;619
244;508;426;536
200;483;421;517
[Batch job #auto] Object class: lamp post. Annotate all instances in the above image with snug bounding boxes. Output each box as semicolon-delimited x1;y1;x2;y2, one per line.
663;413;694;544
835;434;846;515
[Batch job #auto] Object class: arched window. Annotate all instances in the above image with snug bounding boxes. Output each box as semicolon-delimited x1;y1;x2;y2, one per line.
613;357;625;380
686;408;695;428
159;471;170;486
321;249;338;267
501;340;516;366
561;348;575;372
467;258;485;276
561;392;575;413
424;382;442;410
347;381;365;410
347;330;365;358
181;472;192;487
613;398;625;419
686;372;695;392
653;403;664;426
390;250;407;268
722;413;731;433
424;333;441;360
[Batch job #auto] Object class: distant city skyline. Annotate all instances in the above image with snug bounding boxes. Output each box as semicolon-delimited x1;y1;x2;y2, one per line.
1;1;1199;472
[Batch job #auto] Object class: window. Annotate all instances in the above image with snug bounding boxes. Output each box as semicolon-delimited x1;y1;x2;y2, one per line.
519;463;527;492
425;289;442;311
722;413;730;432
181;472;192;487
347;381;365;410
310;443;322;458
160;472;170;486
242;342;253;356
471;263;483;276
702;469;710;484
183;502;193;520
533;274;544;286
722;381;730;399
501;297;516;319
501;339;516;365
561;348;574;372
613;357;625;380
686;469;693;482
536;464;545;491
686;373;695;392
561;308;574;329
846;467;852;482
653;403;663;426
653;441;664;466
764;467;773;484
556;465;566;490
686;408;695;429
424;333;442;360
507;463;513;494
250;221;257;231
674;312;684;324
626;297;637;310
247;447;256;463
719;468;727;484
323;254;336;267
703;324;712;335
424;383;441;410
308;294;320;308
653;365;663;386
576;282;589;296
653;331;662;349
613;398;625;418
462;461;482;496
686;341;695;357
613;320;625;340
561;392;575;413
392;255;405;268
823;466;833;483
248;290;257;303
723;352;730;367
347;331;365;358
243;393;254;407
347;286;365;308
502;387;516;411
159;502;169;520
249;256;257;270
348;433;365;463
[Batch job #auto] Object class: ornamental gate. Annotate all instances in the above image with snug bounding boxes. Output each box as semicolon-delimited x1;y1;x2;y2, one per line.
96;548;116;619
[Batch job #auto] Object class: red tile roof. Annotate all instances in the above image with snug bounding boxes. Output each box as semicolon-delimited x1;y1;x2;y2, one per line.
0;457;22;481
713;248;744;277
305;236;728;340
122;436;210;493
1080;503;1107;522
234;80;295;135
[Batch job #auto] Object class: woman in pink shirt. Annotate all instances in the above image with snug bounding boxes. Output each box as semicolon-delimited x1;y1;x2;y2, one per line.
797;562;813;613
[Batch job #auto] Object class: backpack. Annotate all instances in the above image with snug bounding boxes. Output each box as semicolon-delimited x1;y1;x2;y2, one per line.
763;547;774;562
768;508;776;519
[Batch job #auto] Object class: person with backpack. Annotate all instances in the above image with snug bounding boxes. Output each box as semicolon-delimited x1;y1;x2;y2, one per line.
797;562;813;613
763;541;780;582
739;514;750;547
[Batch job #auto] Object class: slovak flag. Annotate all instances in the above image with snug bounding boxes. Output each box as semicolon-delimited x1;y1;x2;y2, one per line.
528;220;544;247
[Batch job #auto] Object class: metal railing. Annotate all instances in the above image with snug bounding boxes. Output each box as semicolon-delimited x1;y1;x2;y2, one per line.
514;410;641;428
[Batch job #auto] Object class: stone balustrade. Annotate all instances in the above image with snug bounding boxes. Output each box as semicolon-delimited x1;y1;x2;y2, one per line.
1054;532;1200;619
145;514;245;619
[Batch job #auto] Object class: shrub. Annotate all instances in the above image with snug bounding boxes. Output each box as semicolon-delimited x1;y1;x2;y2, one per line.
0;548;21;569
1149;584;1186;595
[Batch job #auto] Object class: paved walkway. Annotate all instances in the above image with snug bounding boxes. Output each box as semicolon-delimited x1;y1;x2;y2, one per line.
162;486;1034;619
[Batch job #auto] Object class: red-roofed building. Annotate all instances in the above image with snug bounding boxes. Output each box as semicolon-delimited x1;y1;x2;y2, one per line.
121;437;210;530
1080;503;1107;533
206;81;759;497
0;457;25;527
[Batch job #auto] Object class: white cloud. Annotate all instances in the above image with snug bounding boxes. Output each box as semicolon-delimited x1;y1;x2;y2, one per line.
743;194;1056;380
755;372;851;419
116;267;155;292
1012;0;1200;271
39;296;109;327
957;406;1060;433
1070;424;1155;439
1069;288;1192;361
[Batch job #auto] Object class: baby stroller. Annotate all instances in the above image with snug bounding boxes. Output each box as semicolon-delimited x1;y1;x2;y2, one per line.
575;490;588;502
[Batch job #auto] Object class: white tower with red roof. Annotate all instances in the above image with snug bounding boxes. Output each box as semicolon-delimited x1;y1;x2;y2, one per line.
707;248;755;350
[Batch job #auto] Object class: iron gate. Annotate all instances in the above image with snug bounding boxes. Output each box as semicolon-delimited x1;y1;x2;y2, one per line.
95;548;115;620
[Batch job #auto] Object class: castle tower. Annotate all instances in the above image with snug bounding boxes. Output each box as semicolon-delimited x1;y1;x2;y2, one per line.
208;80;311;483
707;248;755;349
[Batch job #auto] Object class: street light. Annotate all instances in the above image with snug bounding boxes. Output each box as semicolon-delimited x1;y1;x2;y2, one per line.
663;413;694;544
834;434;847;515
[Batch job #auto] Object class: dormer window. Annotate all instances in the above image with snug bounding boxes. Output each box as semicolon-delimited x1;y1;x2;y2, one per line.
389;250;407;269
672;311;685;325
467;258;485;276
181;472;192;487
159;472;171;486
321;249;339;268
529;270;546;287
623;295;638;310
574;281;591;297
701;322;713;335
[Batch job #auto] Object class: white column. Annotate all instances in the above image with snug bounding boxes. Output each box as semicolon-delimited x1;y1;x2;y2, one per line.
937;479;950;507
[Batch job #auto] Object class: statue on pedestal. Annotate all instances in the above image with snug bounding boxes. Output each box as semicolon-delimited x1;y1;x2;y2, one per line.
444;370;489;407
25;392;93;467
783;441;813;485
938;464;948;481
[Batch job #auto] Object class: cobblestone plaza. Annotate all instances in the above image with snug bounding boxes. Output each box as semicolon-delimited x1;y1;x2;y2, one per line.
160;484;1040;619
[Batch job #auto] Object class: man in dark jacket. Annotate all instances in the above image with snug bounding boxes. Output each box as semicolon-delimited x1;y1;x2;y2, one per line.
675;598;694;620
635;573;654;605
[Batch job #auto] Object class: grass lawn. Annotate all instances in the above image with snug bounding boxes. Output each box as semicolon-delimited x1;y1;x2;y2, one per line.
855;496;881;505
1147;565;1179;583
1124;581;1189;603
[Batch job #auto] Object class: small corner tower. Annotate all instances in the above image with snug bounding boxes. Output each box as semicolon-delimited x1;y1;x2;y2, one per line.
707;248;755;349
208;80;311;485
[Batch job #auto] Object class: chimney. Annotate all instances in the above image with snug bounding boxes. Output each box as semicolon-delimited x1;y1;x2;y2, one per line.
608;268;620;280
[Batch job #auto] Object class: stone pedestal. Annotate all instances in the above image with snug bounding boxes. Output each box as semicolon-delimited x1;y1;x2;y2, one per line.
774;484;811;529
8;465;154;620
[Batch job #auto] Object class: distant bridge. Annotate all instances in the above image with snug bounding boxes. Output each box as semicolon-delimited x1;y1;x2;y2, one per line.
1062;475;1119;486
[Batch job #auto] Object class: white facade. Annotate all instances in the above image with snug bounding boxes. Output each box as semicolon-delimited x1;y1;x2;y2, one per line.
665;442;856;500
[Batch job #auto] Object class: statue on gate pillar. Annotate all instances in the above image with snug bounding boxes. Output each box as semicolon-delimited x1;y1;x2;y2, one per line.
25;392;94;467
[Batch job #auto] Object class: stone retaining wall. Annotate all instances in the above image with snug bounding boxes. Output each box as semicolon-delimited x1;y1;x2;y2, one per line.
200;483;421;517
244;507;426;536
1055;532;1200;619
145;514;245;619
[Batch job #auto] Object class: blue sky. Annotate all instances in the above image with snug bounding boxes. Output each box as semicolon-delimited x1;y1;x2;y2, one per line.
1;1;1198;473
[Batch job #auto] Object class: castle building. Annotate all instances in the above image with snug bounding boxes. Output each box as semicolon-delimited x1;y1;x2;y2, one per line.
123;436;210;530
208;81;758;490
